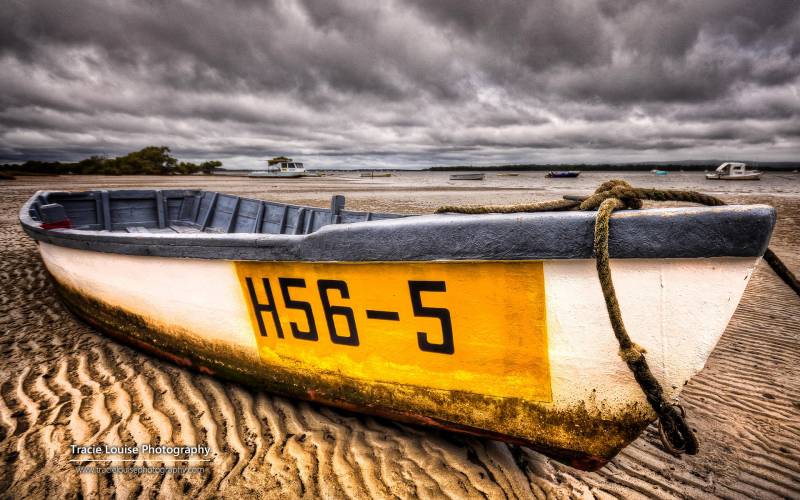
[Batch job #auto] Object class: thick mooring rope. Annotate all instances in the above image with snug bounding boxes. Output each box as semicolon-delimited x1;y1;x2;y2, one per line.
763;248;800;295
436;179;800;457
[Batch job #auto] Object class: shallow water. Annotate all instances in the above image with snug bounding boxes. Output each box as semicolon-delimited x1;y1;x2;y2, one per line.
1;174;798;498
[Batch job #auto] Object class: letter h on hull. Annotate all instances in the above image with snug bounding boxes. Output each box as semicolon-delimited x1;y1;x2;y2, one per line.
245;277;284;338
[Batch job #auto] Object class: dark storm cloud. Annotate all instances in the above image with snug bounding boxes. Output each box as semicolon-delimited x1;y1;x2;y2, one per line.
1;0;799;167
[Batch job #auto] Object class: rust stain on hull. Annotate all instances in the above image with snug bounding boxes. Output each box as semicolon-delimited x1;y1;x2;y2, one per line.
53;279;653;471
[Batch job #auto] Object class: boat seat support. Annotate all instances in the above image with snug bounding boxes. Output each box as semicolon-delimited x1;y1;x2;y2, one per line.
330;195;345;224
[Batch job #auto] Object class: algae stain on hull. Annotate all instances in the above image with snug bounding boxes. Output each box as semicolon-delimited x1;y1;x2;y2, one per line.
52;278;652;471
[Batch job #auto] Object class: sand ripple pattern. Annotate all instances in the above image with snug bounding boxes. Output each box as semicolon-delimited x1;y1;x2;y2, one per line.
1;176;798;499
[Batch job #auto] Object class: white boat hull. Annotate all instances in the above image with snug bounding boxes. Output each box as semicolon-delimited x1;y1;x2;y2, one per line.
37;241;759;468
706;173;762;180
248;172;305;178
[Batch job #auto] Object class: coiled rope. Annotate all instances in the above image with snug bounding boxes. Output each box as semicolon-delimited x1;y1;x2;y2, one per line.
436;179;799;457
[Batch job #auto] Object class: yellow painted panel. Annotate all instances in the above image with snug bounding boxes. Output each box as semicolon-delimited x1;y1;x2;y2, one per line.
234;261;551;402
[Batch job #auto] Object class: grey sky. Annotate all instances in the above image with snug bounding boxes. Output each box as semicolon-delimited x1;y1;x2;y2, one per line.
1;0;799;168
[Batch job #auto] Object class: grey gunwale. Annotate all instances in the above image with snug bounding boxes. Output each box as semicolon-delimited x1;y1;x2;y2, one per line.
20;189;776;261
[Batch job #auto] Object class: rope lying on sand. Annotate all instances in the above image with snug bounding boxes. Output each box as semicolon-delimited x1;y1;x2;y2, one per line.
436;179;800;457
763;248;800;295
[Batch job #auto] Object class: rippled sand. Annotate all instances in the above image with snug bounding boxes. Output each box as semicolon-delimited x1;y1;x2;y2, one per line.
1;173;798;498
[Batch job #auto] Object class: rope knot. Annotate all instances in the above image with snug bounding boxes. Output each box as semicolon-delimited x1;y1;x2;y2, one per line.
579;179;643;210
619;343;647;363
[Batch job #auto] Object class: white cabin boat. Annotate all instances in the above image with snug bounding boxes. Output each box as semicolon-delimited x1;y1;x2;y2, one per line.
249;157;307;178
706;162;762;180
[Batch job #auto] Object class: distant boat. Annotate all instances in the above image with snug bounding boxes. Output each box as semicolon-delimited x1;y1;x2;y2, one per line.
360;172;392;178
546;171;580;178
496;173;519;177
249;157;307;178
706;162;762;181
449;173;485;180
652;170;669;176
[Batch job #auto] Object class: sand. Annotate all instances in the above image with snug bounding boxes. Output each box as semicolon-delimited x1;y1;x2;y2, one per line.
1;172;798;499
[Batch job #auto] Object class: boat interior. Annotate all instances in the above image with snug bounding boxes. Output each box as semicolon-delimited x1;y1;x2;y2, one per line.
27;189;400;235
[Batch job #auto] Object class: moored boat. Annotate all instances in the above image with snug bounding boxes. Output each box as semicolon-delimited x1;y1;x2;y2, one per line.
706;162;762;180
449;173;485;180
546;171;580;178
360;172;392;178
19;188;775;470
249;157;307;178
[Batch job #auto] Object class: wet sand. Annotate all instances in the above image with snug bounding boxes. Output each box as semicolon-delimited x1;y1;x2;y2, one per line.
1;172;798;498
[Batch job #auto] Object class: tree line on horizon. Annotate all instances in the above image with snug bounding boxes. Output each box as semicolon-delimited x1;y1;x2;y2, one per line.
0;146;222;176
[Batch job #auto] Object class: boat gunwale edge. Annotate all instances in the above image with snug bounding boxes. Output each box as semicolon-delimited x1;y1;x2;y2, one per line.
19;189;776;261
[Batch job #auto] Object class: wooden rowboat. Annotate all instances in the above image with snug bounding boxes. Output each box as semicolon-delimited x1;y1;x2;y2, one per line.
546;171;581;178
20;189;775;470
360;172;392;178
449;173;485;180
